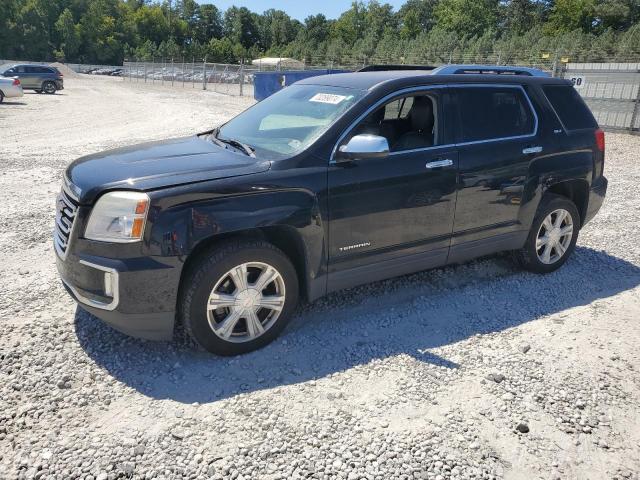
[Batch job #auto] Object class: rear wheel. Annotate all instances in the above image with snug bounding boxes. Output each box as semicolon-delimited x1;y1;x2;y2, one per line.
515;194;580;274
42;81;56;94
180;239;299;355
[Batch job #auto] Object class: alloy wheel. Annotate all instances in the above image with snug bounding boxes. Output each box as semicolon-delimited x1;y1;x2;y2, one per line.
206;262;286;343
536;208;573;264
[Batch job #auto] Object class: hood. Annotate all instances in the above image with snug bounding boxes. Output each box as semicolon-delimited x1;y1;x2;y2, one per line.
65;136;270;203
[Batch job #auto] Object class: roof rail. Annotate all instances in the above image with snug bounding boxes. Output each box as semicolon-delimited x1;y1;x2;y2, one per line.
431;64;551;77
358;64;436;72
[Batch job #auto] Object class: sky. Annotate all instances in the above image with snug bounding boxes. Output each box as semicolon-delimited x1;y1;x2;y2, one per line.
200;0;407;21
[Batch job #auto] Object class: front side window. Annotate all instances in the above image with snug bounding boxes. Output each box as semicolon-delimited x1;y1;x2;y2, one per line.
217;84;365;160
348;93;440;152
455;87;535;143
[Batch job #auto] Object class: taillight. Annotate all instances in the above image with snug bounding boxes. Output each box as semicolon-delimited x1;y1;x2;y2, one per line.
595;128;605;152
12;78;20;86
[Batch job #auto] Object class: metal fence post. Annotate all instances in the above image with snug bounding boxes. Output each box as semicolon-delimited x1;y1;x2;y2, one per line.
144;62;147;83
171;58;175;86
202;57;207;90
192;57;195;88
182;57;185;87
212;64;217;92
162;58;165;86
239;60;244;97
631;83;640;133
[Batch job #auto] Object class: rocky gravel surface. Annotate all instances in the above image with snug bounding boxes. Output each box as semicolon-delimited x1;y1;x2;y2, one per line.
1;77;639;479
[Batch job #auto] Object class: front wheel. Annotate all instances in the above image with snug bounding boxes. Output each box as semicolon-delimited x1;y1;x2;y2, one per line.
180;239;299;355
0;91;4;103
515;194;580;274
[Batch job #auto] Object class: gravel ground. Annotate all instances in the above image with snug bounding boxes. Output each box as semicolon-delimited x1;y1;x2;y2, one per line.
1;76;639;480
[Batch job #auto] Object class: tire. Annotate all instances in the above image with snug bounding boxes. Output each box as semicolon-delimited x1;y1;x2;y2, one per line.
42;81;56;94
515;193;581;274
0;91;4;103
180;239;299;355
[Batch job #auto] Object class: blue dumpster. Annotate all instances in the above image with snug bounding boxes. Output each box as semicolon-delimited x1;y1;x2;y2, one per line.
253;69;350;101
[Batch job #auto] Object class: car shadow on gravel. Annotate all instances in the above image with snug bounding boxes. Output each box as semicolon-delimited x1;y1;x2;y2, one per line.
74;246;640;404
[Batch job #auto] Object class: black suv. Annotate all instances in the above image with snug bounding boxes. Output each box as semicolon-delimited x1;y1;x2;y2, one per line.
2;64;64;94
55;70;607;355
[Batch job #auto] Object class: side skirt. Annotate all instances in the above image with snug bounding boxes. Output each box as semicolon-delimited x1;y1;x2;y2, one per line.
447;230;528;265
326;247;449;295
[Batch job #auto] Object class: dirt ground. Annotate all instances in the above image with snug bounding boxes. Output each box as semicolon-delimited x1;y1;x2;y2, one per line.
0;76;639;480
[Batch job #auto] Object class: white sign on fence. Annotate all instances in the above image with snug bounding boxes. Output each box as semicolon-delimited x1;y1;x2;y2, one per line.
569;76;586;89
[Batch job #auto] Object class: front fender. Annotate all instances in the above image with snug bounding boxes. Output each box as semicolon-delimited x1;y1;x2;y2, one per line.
147;189;327;299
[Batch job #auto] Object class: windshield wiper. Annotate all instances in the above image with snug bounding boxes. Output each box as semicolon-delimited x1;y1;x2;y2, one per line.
209;128;255;157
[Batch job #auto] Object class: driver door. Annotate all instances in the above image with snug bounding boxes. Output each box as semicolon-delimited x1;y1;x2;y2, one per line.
326;87;458;291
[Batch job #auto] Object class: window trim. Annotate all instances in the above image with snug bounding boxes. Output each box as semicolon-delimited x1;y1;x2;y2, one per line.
330;83;539;163
448;84;539;146
330;85;447;163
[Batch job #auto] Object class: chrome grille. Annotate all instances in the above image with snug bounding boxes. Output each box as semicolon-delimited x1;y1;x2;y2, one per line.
54;183;79;259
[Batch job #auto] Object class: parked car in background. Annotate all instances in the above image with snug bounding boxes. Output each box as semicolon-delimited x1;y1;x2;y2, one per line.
0;76;23;103
55;68;607;355
1;64;63;94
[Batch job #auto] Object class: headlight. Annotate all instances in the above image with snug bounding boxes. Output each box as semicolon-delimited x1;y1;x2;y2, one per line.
85;191;150;243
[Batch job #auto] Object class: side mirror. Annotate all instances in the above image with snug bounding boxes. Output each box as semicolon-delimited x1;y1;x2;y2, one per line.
336;134;389;161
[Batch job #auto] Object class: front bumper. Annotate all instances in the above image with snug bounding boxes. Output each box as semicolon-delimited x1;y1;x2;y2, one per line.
55;234;182;341
583;175;607;226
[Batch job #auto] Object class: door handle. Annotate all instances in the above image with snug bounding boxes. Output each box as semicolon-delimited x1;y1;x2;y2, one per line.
522;146;543;154
425;159;454;169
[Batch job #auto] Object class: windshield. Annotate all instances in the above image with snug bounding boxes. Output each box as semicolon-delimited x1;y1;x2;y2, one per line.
218;84;365;160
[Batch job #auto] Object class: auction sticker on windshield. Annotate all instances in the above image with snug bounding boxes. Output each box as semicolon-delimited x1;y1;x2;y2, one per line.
310;93;348;104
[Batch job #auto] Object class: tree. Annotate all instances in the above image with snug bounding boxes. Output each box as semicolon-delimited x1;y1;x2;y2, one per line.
434;0;500;37
194;4;223;43
331;1;367;45
397;0;438;39
55;8;81;61
224;6;259;49
545;0;597;34
501;0;540;35
17;0;56;61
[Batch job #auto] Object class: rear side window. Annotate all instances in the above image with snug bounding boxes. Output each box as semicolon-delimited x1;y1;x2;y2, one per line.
455;87;536;143
543;85;597;130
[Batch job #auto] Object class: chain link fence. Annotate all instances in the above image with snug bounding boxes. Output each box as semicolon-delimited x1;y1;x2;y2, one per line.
560;63;640;134
123;60;256;97
3;55;639;134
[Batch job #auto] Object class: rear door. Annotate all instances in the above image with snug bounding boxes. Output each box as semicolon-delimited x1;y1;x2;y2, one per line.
449;84;541;263
14;66;32;87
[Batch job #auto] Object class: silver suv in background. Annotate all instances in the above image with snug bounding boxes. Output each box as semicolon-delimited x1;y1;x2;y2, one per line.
1;64;64;94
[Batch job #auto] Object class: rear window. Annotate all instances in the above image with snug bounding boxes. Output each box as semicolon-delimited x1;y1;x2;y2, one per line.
543;85;597;130
455;87;536;143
